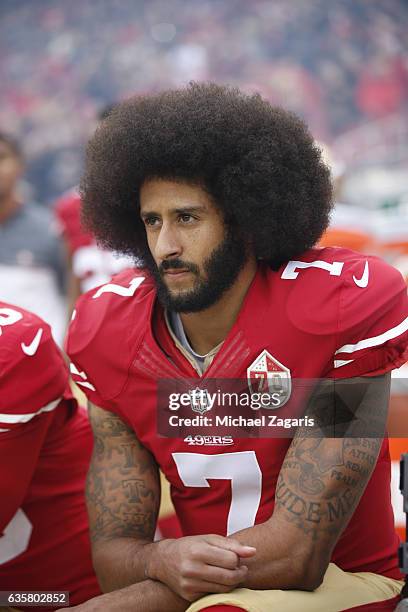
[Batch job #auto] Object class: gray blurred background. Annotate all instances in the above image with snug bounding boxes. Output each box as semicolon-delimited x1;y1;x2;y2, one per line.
0;0;407;205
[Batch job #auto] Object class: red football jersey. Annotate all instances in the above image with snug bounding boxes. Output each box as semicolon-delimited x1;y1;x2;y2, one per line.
67;247;408;580
54;189;134;293
54;188;94;256
0;302;100;609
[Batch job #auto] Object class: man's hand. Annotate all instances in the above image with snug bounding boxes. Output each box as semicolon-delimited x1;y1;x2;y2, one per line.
144;534;256;602
55;579;190;612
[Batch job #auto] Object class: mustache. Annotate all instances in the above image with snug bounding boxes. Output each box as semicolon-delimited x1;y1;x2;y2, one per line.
159;258;199;275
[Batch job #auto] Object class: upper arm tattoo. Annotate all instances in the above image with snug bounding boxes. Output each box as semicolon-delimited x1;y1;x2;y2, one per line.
275;375;390;546
86;402;160;545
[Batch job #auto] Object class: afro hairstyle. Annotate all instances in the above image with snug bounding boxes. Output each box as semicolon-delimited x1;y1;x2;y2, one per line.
80;82;333;269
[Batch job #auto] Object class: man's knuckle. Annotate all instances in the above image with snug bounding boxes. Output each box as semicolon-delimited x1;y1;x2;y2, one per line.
226;573;238;586
190;543;201;559
181;565;189;577
185;566;196;579
224;570;242;586
180;577;190;590
180;584;196;601
225;550;238;565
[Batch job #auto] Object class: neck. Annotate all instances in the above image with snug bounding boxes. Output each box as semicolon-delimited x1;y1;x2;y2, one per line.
0;195;20;224
179;257;258;355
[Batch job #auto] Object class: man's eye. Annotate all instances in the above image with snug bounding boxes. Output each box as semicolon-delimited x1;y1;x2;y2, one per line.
145;217;159;226
179;214;194;223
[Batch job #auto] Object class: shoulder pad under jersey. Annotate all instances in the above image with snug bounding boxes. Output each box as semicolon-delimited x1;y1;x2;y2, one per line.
282;247;408;376
66;268;156;404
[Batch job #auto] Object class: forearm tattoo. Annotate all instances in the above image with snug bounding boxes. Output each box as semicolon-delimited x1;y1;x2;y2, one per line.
86;404;160;544
275;376;388;541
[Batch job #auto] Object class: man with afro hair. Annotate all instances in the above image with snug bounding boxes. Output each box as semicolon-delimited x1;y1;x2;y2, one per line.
64;83;407;611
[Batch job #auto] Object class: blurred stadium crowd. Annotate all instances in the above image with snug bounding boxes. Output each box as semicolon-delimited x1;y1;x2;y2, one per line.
0;0;407;202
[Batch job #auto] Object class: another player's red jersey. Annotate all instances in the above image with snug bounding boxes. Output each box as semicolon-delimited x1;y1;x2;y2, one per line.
0;302;100;609
67;247;408;581
54;188;94;255
54;189;133;293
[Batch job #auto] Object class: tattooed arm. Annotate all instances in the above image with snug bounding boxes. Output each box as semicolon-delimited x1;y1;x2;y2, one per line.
225;374;391;591
86;402;250;606
85;401;162;591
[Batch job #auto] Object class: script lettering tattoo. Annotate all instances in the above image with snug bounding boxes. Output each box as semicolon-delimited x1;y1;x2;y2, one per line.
275;376;388;543
86;404;160;544
276;437;380;540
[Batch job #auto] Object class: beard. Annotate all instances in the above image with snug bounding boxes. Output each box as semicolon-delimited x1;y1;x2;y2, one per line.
145;231;248;313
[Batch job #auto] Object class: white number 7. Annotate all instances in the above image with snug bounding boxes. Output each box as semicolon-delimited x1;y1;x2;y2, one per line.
92;276;145;299
172;451;262;535
281;259;344;279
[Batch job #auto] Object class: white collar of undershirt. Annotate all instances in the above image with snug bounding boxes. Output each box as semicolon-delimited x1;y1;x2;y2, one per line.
168;311;209;361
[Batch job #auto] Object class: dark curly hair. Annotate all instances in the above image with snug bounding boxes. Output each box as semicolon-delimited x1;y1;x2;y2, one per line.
80;82;332;269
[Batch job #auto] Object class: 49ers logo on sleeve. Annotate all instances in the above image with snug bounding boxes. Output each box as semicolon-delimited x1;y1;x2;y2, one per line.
247;350;291;408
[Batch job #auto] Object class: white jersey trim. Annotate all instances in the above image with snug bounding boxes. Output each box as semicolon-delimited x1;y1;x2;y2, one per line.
335;316;408;356
334;359;355;369
70;362;96;391
0;397;61;426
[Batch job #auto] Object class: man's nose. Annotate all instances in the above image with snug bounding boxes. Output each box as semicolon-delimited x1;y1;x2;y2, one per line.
154;223;182;262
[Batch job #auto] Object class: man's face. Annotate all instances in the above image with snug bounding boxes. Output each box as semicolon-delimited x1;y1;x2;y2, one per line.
140;178;247;312
0;141;22;201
